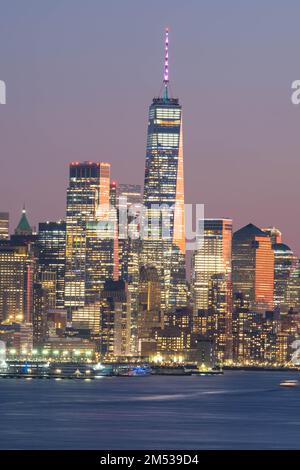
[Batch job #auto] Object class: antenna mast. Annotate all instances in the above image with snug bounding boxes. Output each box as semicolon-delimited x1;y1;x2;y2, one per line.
163;28;169;100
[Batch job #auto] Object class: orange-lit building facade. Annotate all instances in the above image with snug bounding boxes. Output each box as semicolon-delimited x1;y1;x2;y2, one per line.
255;235;275;311
232;223;274;312
98;162;111;220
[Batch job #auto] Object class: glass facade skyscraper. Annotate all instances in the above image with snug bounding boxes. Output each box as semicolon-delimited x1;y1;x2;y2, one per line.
232;223;274;312
38;221;66;309
64;161;111;311
272;242;296;309
192;219;232;312
142;29;186;311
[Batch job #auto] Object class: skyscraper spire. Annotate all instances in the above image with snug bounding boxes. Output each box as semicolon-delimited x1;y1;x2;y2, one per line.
163;27;169;100
15;205;32;236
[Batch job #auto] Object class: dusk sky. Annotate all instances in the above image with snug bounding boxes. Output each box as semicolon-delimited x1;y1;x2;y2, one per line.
0;1;299;253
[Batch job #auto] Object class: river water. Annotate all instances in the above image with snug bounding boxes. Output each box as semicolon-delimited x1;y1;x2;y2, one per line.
0;371;299;449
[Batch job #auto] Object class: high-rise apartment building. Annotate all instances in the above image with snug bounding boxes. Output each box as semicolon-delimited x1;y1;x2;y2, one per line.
100;280;131;358
208;274;233;362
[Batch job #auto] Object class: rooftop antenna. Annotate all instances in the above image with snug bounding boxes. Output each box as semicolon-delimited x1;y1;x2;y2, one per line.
163;27;169;100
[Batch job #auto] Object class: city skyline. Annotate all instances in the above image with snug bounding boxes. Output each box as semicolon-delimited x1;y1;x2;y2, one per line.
2;2;300;455
0;1;300;255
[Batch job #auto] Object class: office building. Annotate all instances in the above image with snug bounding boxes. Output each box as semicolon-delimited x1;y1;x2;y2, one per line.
38;221;66;309
0;243;34;323
232;223;274;312
137;266;163;354
192;219;232;312
272;242;295;309
0;212;9;240
142;28;186;311
64;161;111;310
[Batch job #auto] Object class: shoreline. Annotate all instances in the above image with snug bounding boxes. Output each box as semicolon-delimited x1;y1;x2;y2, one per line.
0;367;298;380
223;366;300;372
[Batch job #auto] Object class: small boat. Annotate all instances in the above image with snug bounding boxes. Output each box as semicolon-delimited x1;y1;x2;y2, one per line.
280;379;299;388
115;365;152;377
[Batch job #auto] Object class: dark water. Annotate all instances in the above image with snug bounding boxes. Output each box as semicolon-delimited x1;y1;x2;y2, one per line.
1;371;300;449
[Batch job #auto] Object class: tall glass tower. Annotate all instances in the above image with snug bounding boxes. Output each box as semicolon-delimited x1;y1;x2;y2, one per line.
38;221;66;309
142;29;186;311
192;219;232;312
64;161;112;311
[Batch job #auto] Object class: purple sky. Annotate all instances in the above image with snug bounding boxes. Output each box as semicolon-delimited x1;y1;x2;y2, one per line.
0;1;300;254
